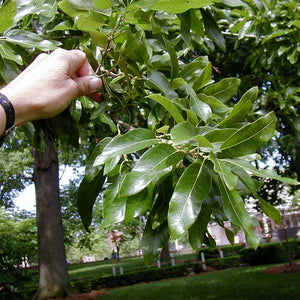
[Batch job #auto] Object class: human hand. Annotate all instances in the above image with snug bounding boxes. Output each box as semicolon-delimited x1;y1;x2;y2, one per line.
1;48;102;126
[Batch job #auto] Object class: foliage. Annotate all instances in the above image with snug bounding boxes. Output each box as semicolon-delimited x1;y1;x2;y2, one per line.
0;0;299;269
240;239;300;266
71;264;189;293
0;209;37;283
197;243;244;259
205;255;241;270
0;129;33;208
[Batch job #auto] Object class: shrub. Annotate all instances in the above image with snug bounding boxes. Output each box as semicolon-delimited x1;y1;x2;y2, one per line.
240;240;300;265
205;256;242;270
197;244;245;260
72;264;189;293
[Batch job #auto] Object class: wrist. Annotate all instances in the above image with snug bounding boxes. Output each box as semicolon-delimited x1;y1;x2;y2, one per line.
0;87;31;126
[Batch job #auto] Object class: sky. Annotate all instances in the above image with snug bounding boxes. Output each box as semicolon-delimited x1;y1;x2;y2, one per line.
14;166;82;212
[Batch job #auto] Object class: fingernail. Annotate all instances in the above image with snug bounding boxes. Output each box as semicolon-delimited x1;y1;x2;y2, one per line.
89;77;102;93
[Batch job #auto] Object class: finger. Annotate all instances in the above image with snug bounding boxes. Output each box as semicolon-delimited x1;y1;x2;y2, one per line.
90;92;102;103
74;76;102;96
18;53;49;79
76;59;95;77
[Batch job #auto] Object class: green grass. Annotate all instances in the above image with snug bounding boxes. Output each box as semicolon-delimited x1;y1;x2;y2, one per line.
99;265;300;300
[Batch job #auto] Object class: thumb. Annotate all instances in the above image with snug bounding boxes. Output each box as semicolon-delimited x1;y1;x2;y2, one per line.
75;76;102;96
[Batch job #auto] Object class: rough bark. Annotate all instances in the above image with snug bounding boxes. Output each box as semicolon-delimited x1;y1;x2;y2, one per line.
33;126;71;299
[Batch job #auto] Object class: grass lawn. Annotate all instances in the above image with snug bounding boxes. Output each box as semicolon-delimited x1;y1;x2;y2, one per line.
99;265;300;300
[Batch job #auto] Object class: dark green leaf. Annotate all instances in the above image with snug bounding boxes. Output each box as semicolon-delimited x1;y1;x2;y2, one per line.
170;121;198;145
142;219;169;265
218;177;259;248
188;203;212;250
119;144;184;197
222;158;300;186
201;8;226;51
77;171;105;231
168;160;212;237
220;112;277;158
148;94;184;123
147;69;178;99
179;10;191;45
203;78;240;103
94;129;158;166
163;36;179;79
218;87;258;128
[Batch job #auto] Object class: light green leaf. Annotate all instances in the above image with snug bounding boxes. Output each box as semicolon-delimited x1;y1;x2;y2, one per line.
262;29;293;44
259;197;282;225
89;30;108;47
0;42;22;65
220;112;277;158
186;109;198;125
152;0;213;14
0;0;17;34
147;69;178;99
93;0;111;9
94;129;158;166
201;8;226;52
168;160;212;238
185;84;212;122
218;87;258;128
221;158;300;185
209;153;238;190
119;144;184;197
194;135;213;148
203;78;240;103
197;93;230;114
218;177;259;248
103;156;120;175
188;203;212;250
77;171;105;231
170;121;198;145
147;94;184;124
99;112;117;133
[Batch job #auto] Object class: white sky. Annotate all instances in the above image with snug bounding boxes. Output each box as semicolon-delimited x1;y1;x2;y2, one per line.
14;166;82;212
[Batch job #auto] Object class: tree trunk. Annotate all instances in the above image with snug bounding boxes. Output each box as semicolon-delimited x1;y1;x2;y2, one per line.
160;242;171;264
33;125;71;299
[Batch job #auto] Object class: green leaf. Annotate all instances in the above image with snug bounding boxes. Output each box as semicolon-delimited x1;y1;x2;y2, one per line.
203;78;240;103
220;112;277;158
204;128;237;142
209;153;238;190
217;87;258;128
89;30;108;47
5;29;61;51
119;144;184;197
185;84;212;122
142;219;169;265
94;129;158;166
168;160;212;238
0;0;17;34
232;166;281;225
93;0;111;9
218;177;259;248
163;36;179;79
148;94;184;124
186;109;198;126
193;63;212;91
194;135;213;148
147;69;178;99
99;113;117;133
77;171;105;231
221;158;300;186
0;42;22;65
179;10;191;45
85;138;112;181
124;184;154;224
152;0;213;14
103;156;120;176
170;121;198;145
201;8;226;52
188;203;212;250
